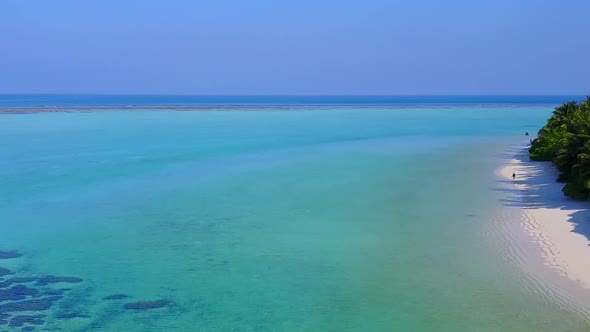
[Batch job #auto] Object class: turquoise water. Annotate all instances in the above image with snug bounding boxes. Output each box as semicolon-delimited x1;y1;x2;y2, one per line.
0;106;589;331
0;94;585;107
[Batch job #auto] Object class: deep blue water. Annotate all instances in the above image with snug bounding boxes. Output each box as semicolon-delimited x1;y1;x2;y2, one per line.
0;94;585;107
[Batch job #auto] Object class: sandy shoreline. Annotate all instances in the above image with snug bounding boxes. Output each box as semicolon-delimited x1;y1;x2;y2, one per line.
500;145;590;289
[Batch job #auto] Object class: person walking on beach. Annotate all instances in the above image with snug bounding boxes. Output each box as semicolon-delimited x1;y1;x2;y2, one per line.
512;171;516;180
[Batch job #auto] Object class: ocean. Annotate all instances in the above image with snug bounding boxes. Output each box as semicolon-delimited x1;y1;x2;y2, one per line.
0;94;585;107
0;95;588;331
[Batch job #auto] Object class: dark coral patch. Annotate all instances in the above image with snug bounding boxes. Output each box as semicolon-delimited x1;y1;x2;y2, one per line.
0;285;40;302
36;276;83;286
123;300;169;310
42;289;69;296
0;276;36;289
7;278;37;284
55;312;90;320
0;268;13;278
0;251;22;260
103;294;130;301
0;296;61;313
8;315;45;327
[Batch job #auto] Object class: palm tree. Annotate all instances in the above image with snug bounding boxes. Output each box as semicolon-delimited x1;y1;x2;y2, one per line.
530;96;590;200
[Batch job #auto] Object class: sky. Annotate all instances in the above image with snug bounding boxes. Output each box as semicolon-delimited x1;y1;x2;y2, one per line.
0;0;588;95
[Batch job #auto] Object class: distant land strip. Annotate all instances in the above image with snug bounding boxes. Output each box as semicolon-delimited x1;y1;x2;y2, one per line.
0;103;560;114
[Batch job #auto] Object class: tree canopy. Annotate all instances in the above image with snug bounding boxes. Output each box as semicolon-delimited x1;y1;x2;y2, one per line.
530;97;590;200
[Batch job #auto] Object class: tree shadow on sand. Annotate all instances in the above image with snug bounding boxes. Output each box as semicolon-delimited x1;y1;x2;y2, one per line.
491;148;590;245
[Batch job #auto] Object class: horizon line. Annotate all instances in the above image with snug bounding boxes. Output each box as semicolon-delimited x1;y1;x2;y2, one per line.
0;93;587;97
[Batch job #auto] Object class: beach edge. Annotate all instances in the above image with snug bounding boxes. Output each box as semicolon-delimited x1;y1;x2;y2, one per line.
499;145;590;290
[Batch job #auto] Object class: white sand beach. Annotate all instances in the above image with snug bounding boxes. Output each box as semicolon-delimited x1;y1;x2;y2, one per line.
501;146;590;289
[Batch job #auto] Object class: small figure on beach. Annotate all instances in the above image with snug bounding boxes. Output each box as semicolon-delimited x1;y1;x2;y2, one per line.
512;171;516;180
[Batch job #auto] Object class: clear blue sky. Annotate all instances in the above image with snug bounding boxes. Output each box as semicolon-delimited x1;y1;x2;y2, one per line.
1;0;588;95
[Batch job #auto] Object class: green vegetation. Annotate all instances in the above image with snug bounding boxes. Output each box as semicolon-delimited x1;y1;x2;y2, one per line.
530;97;590;200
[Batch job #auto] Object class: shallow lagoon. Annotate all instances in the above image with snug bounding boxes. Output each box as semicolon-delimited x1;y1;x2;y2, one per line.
0;107;589;331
